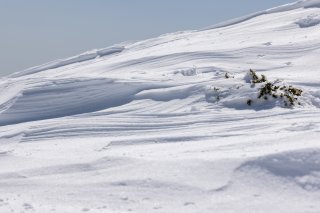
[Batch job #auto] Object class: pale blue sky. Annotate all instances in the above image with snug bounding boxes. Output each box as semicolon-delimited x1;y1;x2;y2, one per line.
0;0;295;76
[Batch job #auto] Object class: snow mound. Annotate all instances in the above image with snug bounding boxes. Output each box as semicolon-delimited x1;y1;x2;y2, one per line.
205;71;317;110
296;15;320;27
173;67;198;76
238;149;320;191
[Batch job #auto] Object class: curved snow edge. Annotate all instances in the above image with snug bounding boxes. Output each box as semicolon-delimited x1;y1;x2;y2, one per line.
9;46;125;78
202;0;320;30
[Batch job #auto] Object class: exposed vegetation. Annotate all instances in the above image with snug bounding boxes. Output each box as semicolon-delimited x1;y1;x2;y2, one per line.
206;69;303;108
225;72;234;79
248;69;267;84
247;69;303;107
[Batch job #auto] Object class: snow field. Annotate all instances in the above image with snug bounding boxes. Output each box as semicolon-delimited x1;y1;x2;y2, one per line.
1;0;320;212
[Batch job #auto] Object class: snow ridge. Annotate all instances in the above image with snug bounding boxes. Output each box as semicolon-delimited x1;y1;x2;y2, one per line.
9;46;124;78
1;1;320;212
203;0;320;30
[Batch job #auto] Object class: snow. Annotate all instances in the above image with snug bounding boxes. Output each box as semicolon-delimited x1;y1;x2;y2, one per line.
296;14;320;27
1;0;320;212
9;46;124;78
204;0;320;30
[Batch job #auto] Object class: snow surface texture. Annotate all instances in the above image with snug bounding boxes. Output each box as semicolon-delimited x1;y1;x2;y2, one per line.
1;0;320;212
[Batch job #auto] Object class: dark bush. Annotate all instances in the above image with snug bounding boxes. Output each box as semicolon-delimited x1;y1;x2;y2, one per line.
247;69;303;107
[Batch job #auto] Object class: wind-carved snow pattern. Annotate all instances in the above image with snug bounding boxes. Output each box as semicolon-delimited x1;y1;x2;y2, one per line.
0;78;169;126
1;1;320;212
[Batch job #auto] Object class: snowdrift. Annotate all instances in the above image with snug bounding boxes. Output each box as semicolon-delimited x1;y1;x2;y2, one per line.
1;0;320;212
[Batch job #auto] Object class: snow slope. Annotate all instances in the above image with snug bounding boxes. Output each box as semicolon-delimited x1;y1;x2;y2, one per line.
1;0;320;212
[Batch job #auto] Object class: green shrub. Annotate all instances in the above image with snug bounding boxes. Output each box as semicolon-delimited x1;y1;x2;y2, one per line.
248;69;267;84
247;69;303;107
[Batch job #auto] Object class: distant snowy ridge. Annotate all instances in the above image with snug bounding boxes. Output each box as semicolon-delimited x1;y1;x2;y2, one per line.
203;0;320;30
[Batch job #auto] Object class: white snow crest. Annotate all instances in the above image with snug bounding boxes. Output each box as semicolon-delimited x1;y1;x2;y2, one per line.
10;46;125;78
203;0;320;30
1;1;320;212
